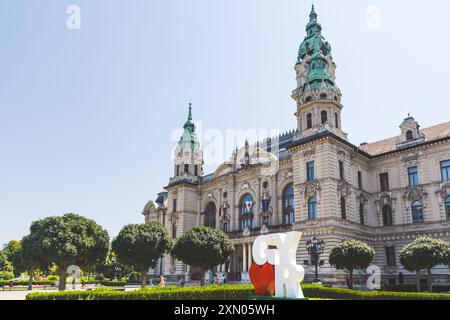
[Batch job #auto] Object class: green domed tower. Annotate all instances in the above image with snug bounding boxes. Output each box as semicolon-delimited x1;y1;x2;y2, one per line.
292;5;346;140
170;103;203;185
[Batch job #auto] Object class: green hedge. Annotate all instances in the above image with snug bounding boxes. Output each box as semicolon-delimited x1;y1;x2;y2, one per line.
1;280;126;287
26;284;450;300
0;280;55;286
302;285;450;300
26;285;254;300
381;284;450;293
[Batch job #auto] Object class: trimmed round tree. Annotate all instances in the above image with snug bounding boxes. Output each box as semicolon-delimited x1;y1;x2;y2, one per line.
329;240;375;289
171;226;234;286
10;236;46;290
26;213;110;290
400;237;450;293
112;221;172;288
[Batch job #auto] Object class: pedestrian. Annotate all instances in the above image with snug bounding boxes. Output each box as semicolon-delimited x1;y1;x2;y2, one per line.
159;275;166;288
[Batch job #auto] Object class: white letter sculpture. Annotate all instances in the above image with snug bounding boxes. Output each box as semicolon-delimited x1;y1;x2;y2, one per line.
252;232;305;299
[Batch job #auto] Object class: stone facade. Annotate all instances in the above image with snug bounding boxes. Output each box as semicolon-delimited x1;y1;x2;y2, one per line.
142;6;450;286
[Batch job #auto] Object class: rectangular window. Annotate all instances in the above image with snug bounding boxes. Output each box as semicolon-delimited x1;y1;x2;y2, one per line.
339;161;344;181
385;246;396;267
408;166;419;187
173;199;177;213
358;171;362;189
184;164;189;173
441;160;450;181
380;172;390;192
306;161;315;181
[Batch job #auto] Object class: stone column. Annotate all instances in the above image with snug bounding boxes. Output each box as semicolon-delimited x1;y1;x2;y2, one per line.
217;189;222;230
197;195;202;226
247;242;252;270
256;178;261;227
242;243;247;272
230;188;236;231
272;174;278;225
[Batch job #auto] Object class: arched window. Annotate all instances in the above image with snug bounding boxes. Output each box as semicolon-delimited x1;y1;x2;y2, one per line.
240;194;254;230
320;93;327;100
382;205;393;226
335;113;339;128
308;196;317;221
359;203;365;225
340;197;346;219
411;200;424;224
445;196;450;220
282;184;295;225
184;164;189;174
306;113;312;129
176;165;180;176
406;130;413;141
204;202;216;229
321;110;328;124
194;165;198;176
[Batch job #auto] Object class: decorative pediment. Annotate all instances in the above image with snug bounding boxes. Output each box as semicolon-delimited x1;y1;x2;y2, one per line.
241;182;251;191
437;182;450;200
337;181;352;198
406;187;426;202
401;153;419;168
169;212;179;224
212;163;233;179
356;191;369;204
302;147;316;161
304;181;321;199
279;171;293;188
337;150;346;161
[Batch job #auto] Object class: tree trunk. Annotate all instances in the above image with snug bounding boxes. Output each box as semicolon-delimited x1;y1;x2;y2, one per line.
427;268;433;293
59;268;67;291
27;270;34;291
140;269;147;289
416;271;421;292
200;268;205;286
348;270;354;290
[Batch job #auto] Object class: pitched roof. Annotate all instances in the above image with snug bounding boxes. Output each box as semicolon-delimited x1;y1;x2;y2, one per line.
360;121;450;156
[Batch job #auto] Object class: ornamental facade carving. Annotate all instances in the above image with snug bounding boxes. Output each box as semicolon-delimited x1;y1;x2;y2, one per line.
304;181;321;199
337;181;352;199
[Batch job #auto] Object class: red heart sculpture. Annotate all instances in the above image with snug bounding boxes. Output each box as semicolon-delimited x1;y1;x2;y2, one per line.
249;262;275;296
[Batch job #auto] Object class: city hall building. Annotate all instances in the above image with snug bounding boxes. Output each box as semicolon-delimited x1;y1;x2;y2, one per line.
142;6;450;286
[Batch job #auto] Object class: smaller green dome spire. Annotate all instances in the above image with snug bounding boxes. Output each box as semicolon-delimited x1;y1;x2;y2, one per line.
183;102;195;134
178;102;199;149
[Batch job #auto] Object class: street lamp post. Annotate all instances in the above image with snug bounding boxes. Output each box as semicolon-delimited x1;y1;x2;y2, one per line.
112;257;120;281
306;237;325;284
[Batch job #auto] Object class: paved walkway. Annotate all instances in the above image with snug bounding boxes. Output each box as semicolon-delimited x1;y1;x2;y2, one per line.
0;290;56;300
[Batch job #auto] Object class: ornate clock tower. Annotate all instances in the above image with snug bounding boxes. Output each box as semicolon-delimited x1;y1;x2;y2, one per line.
292;6;347;140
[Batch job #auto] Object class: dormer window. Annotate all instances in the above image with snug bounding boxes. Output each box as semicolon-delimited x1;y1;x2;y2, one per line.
406;130;413;141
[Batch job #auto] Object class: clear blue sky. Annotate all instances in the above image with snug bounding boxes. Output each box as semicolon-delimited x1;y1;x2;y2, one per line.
1;0;449;245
